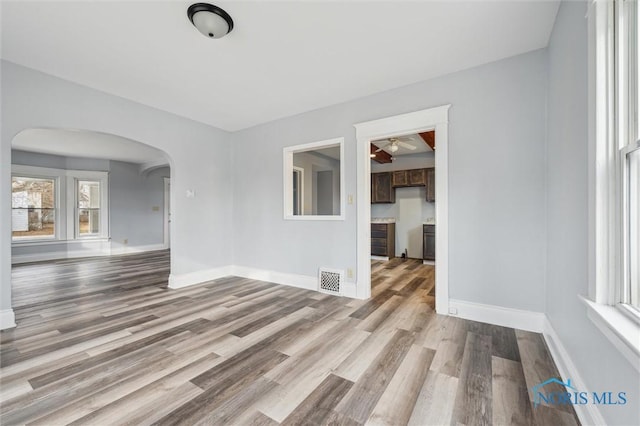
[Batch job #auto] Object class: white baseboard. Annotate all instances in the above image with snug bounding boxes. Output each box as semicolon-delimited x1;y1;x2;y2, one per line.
370;255;389;261
12;248;110;264
342;281;358;299
109;244;166;255
448;299;546;332
168;264;358;299
168;265;234;289
543;319;606;426
0;309;16;330
231;265;316;291
12;242;167;264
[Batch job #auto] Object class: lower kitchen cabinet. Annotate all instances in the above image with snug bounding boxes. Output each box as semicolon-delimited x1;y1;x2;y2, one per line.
423;224;435;261
371;223;395;258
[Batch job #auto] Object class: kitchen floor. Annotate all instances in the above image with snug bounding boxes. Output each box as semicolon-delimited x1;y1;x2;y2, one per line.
371;258;435;310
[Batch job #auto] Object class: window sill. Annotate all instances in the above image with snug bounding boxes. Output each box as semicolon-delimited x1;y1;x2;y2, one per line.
580;295;640;372
12;238;110;247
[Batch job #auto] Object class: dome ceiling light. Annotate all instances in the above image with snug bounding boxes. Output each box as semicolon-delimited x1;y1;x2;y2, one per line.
187;3;234;39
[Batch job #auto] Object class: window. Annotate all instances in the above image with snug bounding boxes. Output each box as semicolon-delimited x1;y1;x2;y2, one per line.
11;176;57;240
77;180;101;236
11;165;109;243
586;0;640;368
616;0;640;313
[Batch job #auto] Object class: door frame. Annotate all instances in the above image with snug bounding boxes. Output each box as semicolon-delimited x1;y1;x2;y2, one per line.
354;104;450;314
163;177;170;249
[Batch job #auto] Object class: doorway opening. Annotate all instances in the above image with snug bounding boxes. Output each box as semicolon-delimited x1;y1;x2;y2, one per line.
354;105;450;315
370;132;436;308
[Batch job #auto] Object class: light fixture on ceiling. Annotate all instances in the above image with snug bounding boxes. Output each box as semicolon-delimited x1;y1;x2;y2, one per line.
389;144;399;153
187;3;234;39
370;153;376;158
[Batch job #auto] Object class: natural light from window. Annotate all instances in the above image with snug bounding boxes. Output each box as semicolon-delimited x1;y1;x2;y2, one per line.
11;176;55;240
78;180;101;236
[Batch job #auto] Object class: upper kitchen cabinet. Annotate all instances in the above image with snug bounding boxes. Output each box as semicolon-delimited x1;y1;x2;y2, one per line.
408;168;427;186
426;167;435;202
371;172;395;203
391;170;408;187
392;168;427;187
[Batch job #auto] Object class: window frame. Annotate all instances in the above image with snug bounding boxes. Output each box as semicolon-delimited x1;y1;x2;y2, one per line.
10;165;109;245
74;177;108;239
11;172;60;242
585;0;640;371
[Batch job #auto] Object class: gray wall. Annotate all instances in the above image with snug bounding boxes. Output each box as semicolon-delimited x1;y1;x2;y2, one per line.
109;162;169;250
1;60;234;312
233;48;548;312
293;152;340;215
11;150;170;258
546;2;639;423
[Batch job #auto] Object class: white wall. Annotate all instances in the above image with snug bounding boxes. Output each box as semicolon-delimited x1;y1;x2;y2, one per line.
232;49;548;312
546;2;639;423
1;60;234;313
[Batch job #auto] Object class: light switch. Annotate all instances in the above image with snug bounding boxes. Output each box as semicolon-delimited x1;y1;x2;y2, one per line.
186;189;195;198
348;194;354;205
152;206;160;212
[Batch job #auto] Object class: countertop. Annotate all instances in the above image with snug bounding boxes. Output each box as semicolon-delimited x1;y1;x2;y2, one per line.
371;217;396;224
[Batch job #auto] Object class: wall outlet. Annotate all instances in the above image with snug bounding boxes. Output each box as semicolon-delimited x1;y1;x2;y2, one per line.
123;239;128;245
448;307;458;315
152;206;160;211
346;268;353;279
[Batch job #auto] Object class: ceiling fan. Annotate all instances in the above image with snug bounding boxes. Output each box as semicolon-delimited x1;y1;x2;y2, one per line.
374;136;417;153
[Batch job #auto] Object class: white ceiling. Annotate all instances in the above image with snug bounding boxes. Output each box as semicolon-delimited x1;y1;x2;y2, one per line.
373;134;431;156
1;1;560;132
12;129;169;164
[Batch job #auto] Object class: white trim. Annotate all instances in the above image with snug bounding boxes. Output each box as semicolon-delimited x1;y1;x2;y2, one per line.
292;166;304;215
283;137;345;221
370;255;389;261
109;244;166;256
0;309;16;330
11;242;165;264
12;247;110;264
542;318;607;426
448;299;545;333
232;266;317;291
580;295;640;372
168;265;234;289
163;177;171;249
341;281;357;298
139;159;170;177
354;105;450;310
167;264;358;298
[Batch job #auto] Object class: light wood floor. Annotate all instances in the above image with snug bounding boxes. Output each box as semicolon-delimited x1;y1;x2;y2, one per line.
0;251;579;425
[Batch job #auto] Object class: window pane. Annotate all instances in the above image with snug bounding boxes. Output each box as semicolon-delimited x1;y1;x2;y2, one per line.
78;180;100;208
11;177;55;239
629;149;640;308
78;209;100;235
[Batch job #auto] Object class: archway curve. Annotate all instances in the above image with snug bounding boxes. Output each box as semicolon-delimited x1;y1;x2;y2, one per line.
10;126;174;264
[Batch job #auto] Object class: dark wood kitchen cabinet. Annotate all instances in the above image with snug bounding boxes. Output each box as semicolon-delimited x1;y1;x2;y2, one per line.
391;170;409;187
392;169;427;187
372;223;396;258
408;168;427;186
371;172;395;203
426;168;435;202
423;224;435;261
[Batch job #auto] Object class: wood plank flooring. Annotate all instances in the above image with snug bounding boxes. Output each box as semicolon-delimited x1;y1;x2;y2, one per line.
1;252;579;425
